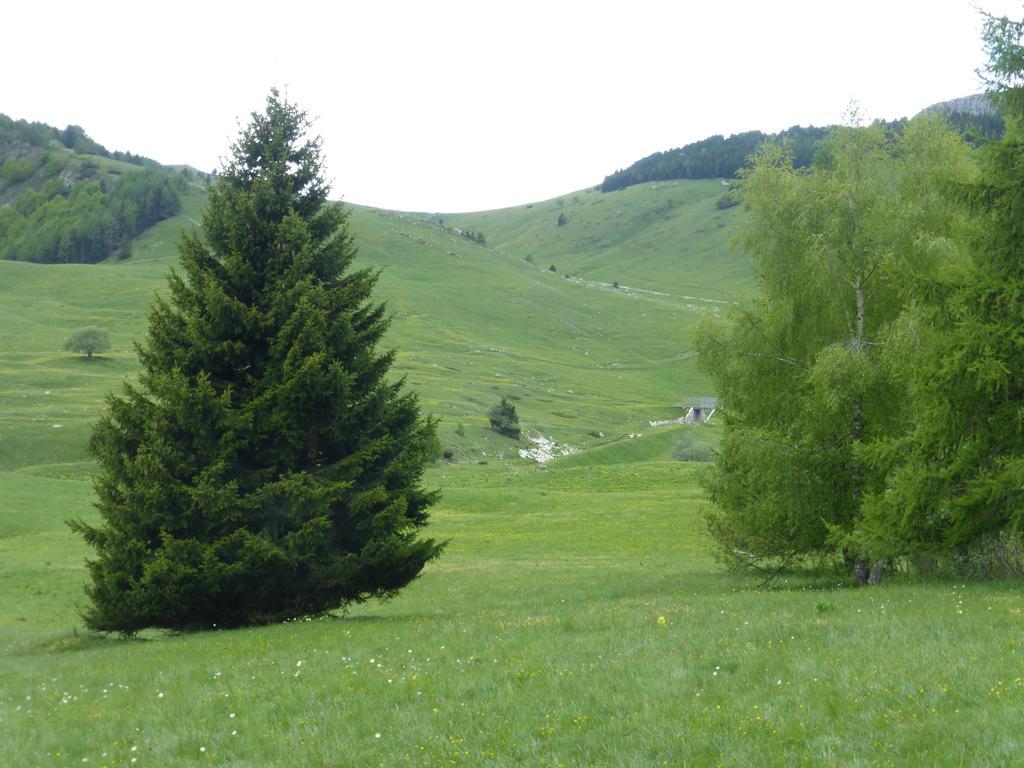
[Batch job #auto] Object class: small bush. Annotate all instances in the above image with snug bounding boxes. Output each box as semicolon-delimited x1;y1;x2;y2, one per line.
0;157;36;184
716;189;740;209
672;433;714;462
919;530;1024;578
488;397;521;439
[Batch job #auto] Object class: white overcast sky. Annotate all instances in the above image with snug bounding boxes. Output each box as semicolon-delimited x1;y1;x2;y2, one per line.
3;0;1021;212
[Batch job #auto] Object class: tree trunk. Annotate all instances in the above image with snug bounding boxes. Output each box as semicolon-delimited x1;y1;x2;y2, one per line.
853;556;870;585
847;276;875;586
868;559;885;585
851;557;885;586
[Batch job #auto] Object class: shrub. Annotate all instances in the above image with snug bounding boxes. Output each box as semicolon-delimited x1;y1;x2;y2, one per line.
715;190;740;209
488;397;521;439
672;433;714;462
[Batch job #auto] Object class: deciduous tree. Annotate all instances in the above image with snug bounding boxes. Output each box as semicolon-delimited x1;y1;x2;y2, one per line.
63;326;110;358
695;116;971;582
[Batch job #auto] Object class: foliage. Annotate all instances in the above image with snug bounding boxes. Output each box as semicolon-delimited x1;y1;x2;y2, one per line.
600;125;830;192
944;109;1005;145
0;112;157;167
671;432;713;462
63;327;110;358
600;112;1004;194
0;169;182;263
859;12;1024;559
70;91;443;633
715;188;740;209
488;396;521;439
695;117;972;576
59;125;108;156
0;111;177;263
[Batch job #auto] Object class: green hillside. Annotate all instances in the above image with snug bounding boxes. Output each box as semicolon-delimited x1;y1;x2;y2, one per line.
433;180;746;300
0;179;739;481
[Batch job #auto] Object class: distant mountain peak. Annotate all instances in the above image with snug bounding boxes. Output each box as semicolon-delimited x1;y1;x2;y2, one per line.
918;93;997;117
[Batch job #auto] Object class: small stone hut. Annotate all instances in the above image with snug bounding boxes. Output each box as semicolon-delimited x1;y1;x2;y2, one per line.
677;396;718;425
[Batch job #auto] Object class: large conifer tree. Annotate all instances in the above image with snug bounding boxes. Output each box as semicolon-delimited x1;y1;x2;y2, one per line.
72;91;443;633
859;14;1024;556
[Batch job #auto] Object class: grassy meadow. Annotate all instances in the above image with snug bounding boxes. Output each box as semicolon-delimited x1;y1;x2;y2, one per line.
2;181;1024;766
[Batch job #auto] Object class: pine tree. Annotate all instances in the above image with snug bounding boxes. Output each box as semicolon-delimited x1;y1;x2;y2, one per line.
488;397;520;439
860;13;1024;556
71;91;443;633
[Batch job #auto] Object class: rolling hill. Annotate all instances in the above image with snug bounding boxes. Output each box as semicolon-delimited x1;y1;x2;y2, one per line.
0;176;744;481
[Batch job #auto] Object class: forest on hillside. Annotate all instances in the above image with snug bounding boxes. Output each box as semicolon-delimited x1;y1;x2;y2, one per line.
601;109;1005;193
600;125;831;192
0;113;185;263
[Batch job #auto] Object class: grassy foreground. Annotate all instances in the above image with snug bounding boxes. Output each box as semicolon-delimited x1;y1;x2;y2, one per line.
3;455;1024;767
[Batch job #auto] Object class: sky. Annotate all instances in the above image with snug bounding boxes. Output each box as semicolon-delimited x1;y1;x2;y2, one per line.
3;0;1022;212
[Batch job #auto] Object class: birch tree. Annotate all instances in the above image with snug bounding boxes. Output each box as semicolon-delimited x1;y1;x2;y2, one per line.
695;117;971;582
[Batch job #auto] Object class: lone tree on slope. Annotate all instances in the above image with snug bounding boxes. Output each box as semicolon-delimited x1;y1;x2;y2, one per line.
63;327;110;358
488;397;521;439
71;91;444;633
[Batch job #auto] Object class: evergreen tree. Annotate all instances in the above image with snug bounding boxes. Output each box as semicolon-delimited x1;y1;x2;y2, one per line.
859;13;1024;557
71;91;443;633
488;397;521;439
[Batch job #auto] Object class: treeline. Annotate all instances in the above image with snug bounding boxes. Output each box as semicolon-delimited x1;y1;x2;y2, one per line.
0;113;157;168
695;16;1024;584
600;126;830;192
944;109;1005;144
0;170;184;263
601;112;1006;193
0;112;186;263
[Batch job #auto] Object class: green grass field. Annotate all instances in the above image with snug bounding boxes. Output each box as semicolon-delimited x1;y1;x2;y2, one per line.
2;182;1023;766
